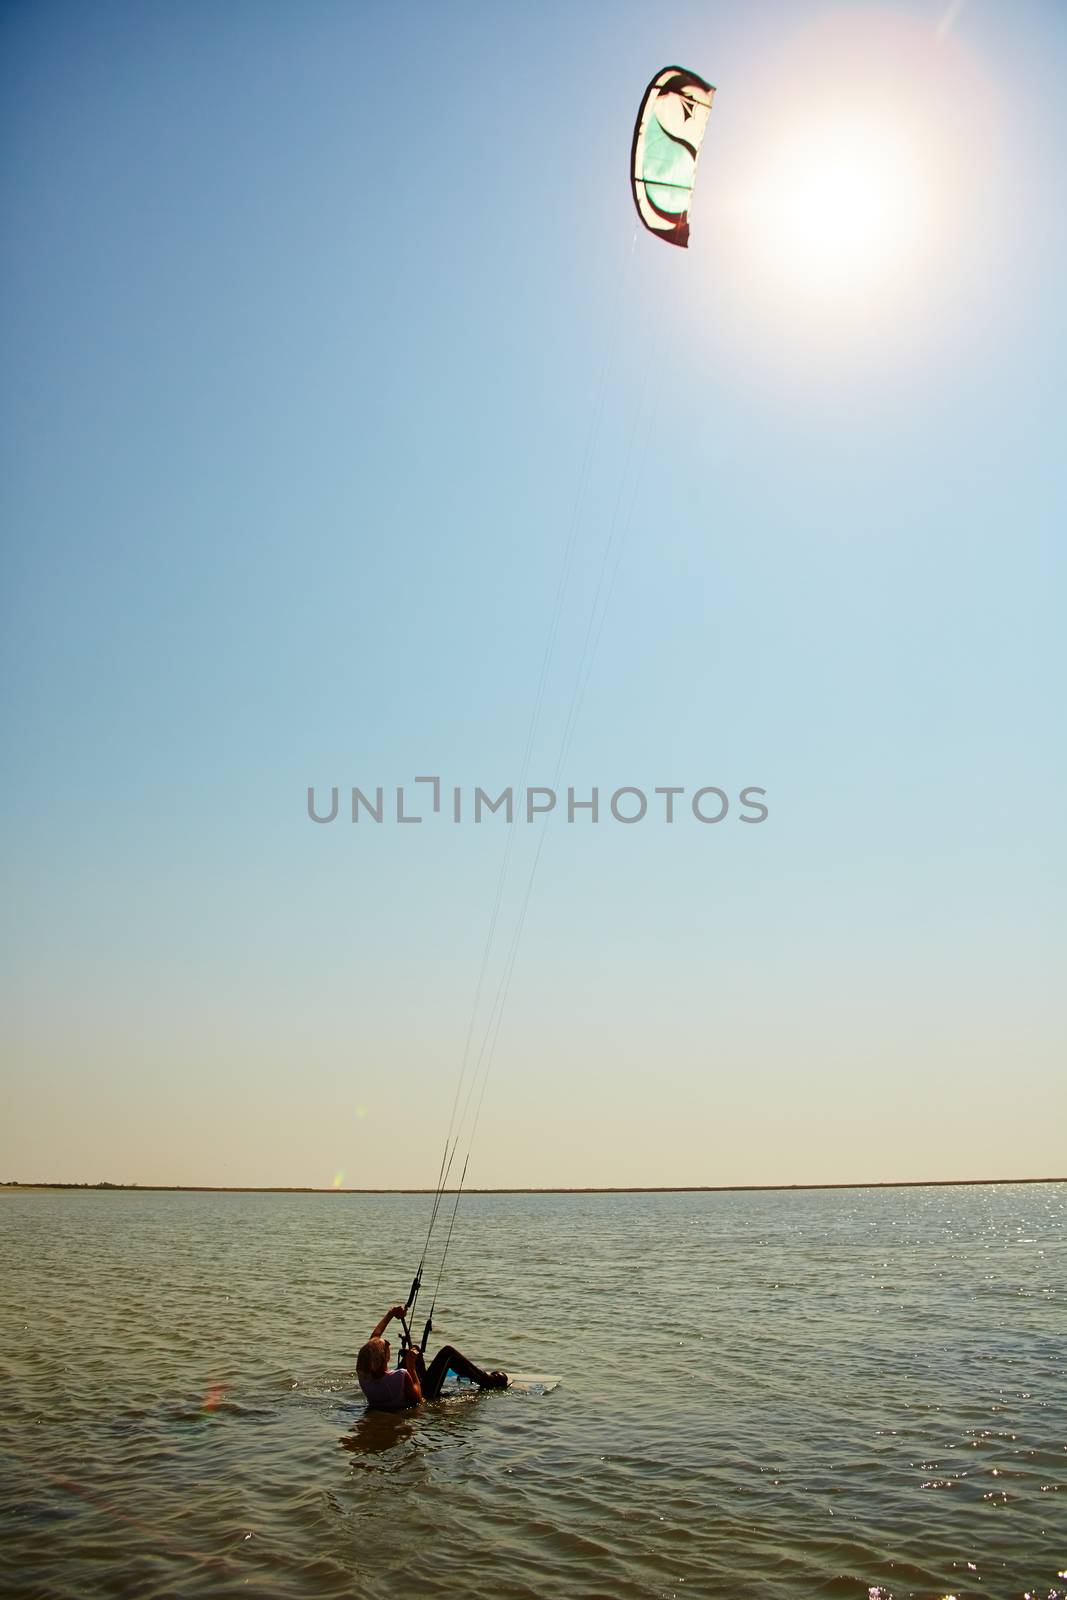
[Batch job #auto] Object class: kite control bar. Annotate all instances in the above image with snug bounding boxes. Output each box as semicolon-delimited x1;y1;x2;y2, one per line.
398;1270;422;1358
396;1271;434;1362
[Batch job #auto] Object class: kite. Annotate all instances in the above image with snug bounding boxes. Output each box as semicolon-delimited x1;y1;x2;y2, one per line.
630;66;715;248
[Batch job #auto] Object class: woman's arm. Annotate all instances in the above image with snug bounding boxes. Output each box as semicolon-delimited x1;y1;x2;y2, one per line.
370;1304;407;1339
401;1348;423;1404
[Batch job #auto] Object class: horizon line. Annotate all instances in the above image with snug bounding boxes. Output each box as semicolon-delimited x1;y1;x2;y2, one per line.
2;1176;1063;1195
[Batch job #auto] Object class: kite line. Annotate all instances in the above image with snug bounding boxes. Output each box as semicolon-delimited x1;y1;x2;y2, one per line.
401;63;714;1349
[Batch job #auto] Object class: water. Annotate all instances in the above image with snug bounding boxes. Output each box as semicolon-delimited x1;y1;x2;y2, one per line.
1;1184;1063;1599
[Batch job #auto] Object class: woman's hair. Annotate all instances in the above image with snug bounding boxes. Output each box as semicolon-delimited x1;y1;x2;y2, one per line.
356;1336;390;1378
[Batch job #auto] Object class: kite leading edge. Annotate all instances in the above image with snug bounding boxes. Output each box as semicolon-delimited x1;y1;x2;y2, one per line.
630;65;715;248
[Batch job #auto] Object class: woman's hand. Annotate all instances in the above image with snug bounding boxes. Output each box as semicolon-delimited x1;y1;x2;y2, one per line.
370;1303;410;1339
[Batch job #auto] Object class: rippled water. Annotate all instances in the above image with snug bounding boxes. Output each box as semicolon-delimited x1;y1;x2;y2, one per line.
1;1185;1064;1599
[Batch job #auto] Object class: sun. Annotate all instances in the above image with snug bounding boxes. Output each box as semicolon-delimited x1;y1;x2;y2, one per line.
704;8;1001;363
744;108;931;307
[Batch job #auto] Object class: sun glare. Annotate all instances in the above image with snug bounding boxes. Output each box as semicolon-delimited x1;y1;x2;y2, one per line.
707;8;1001;364
745;111;930;305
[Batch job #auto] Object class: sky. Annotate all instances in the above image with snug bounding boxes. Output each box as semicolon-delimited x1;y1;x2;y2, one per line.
1;0;1064;1190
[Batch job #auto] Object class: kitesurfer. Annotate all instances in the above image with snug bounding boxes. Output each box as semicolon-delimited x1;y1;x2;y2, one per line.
357;1304;508;1411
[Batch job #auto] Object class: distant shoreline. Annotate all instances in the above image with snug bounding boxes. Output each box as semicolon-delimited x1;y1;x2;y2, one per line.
2;1177;1062;1195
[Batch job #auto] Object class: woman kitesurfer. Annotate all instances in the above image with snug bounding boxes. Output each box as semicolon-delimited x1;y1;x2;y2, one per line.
357;1304;508;1411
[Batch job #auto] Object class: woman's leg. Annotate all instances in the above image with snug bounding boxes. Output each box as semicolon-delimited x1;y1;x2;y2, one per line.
420;1344;493;1399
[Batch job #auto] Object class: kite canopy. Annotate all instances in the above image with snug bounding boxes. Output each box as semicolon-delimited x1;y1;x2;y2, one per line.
630;66;715;248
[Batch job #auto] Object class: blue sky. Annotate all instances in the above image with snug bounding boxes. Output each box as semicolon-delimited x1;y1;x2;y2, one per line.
2;0;1064;1188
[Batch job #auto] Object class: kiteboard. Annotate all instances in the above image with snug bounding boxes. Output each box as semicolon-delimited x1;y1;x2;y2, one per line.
440;1372;560;1397
505;1373;560;1395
